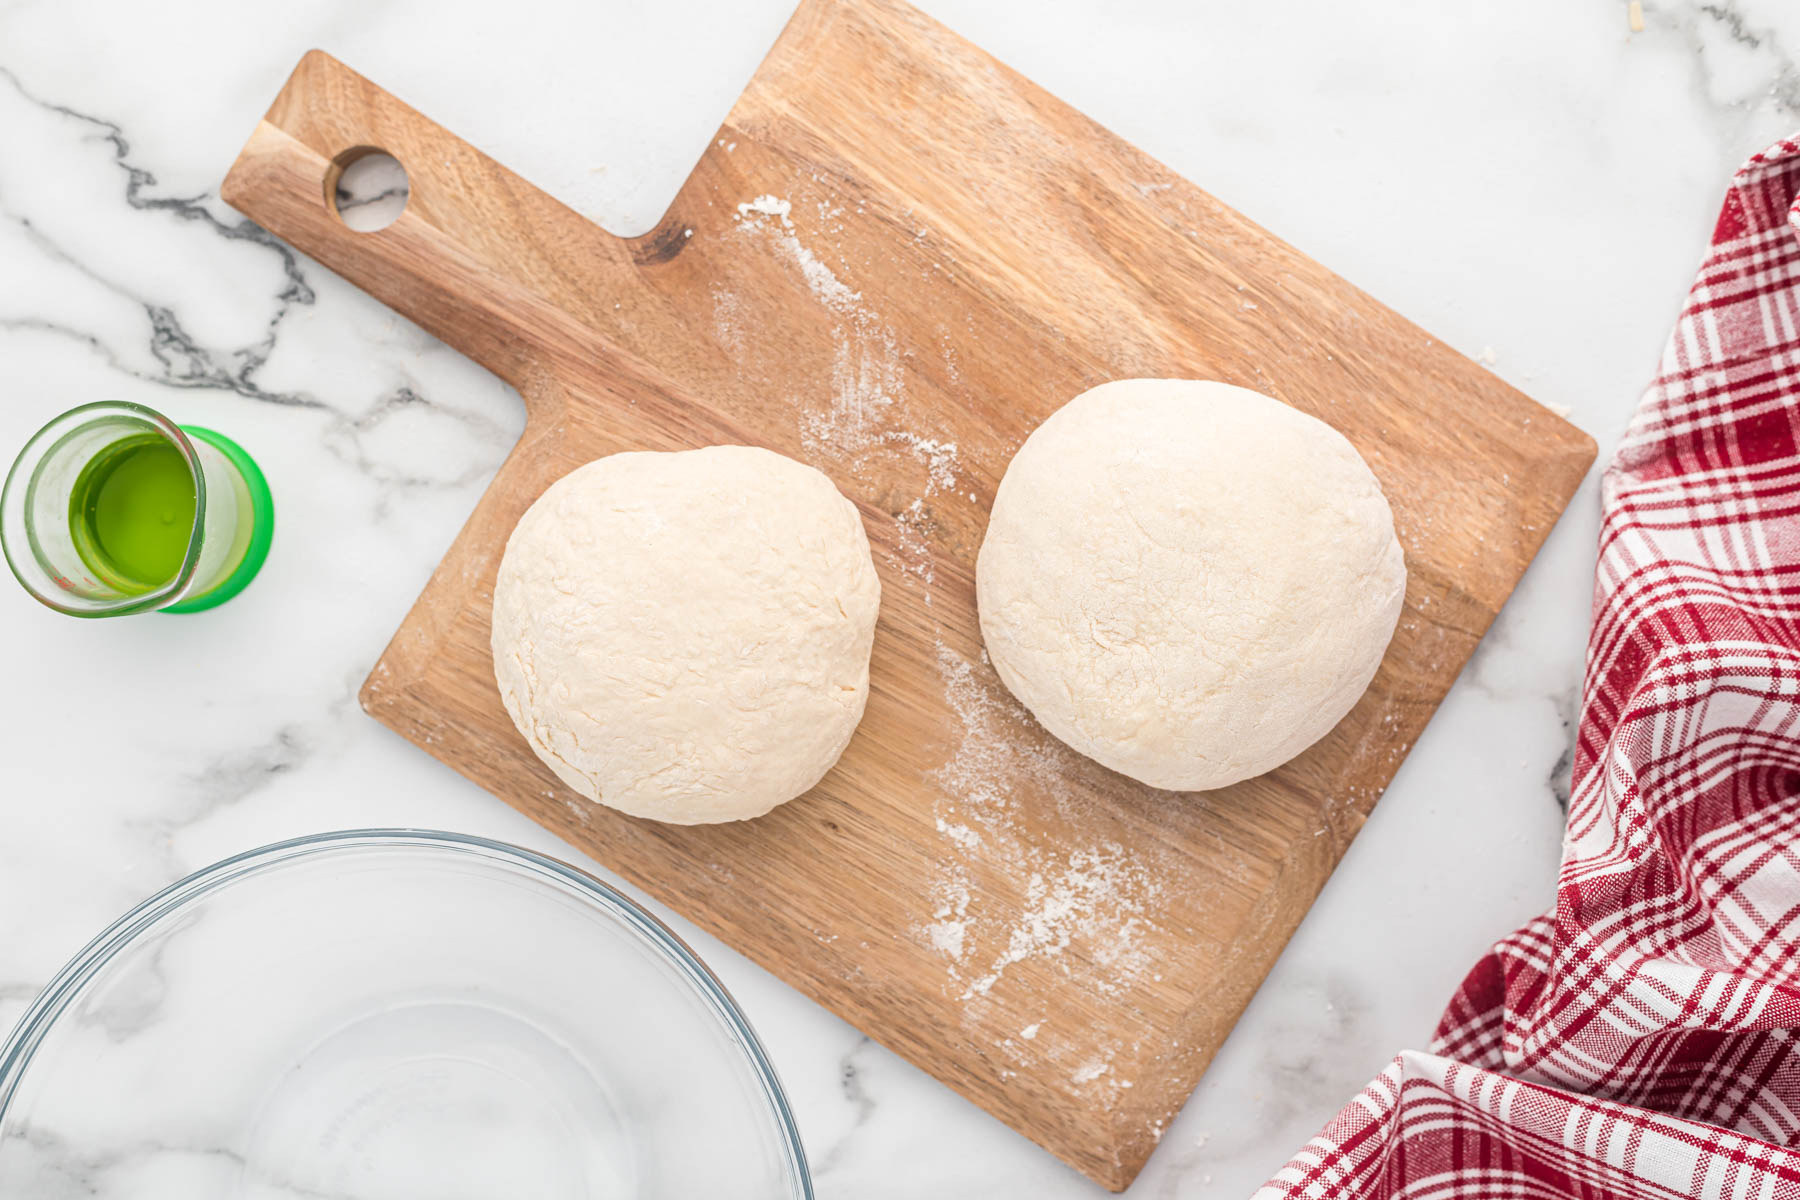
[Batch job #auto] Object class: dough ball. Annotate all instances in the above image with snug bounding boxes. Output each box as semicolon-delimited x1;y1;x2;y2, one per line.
492;445;880;824
976;379;1405;792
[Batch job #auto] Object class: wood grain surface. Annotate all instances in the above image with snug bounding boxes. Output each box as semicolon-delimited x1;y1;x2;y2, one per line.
221;2;1595;1187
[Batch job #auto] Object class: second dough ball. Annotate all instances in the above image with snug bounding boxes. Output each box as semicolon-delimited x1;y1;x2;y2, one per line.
977;379;1405;792
492;445;880;824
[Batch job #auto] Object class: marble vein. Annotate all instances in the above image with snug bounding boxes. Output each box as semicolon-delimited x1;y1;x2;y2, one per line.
811;1036;881;1180
0;65;320;406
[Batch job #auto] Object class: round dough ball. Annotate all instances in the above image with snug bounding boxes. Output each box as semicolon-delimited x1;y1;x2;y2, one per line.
492;445;881;824
976;379;1405;792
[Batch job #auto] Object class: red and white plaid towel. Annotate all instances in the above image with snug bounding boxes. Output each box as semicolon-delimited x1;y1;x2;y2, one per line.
1261;135;1800;1199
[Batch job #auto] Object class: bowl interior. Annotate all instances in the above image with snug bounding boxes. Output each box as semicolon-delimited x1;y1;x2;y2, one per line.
0;831;810;1200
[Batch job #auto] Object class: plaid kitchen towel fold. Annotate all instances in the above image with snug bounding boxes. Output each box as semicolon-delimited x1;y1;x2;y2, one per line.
1260;134;1800;1199
1265;1051;1800;1199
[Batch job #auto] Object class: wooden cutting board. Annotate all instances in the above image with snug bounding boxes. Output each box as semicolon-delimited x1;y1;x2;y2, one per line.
222;2;1594;1188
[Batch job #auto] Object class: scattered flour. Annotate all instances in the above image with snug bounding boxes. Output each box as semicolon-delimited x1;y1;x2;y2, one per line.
711;286;747;358
792;244;860;313
801;323;898;458
940;336;963;387
928;870;972;961
882;431;959;493
928;919;967;960
734;191;959;596
1020;1023;1040;1040
893;499;935;588
929;641;1163;1004
736;193;792;223
930;642;1026;815
734;193;860;316
1071;1060;1111;1085
960;846;1159;1000
935;816;982;851
734;193;890;456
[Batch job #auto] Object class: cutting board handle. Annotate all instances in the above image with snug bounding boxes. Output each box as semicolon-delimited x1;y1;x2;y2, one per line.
221;51;635;412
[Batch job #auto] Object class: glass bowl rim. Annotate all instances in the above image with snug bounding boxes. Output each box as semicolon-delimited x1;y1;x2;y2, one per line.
0;827;813;1198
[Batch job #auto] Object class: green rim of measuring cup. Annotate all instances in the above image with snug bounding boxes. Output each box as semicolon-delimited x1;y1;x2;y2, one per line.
162;425;273;614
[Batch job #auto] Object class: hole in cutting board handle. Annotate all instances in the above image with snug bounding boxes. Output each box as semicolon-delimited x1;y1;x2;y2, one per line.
325;147;410;233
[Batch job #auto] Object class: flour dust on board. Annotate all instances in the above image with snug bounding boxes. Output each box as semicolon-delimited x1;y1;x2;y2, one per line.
733;188;1170;1099
929;639;1174;1097
729;192;961;592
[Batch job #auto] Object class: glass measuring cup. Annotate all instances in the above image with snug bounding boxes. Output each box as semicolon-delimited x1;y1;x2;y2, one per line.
1;402;273;617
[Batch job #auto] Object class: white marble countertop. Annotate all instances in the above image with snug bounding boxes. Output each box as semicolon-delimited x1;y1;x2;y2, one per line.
2;0;1796;1194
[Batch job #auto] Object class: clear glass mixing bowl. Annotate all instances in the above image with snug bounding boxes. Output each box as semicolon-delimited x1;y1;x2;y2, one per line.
0;830;812;1199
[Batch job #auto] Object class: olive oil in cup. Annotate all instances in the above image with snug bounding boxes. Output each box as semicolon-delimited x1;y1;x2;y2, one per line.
2;402;273;617
68;433;198;593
